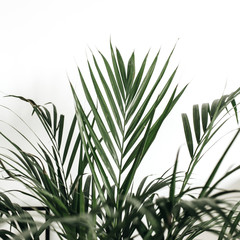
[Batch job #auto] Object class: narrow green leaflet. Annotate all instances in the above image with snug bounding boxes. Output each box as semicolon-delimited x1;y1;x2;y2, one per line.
110;42;125;101
193;104;201;143
231;99;239;123
182;113;194;158
201;103;209;132
210;99;220;120
169;149;180;205
57;115;64;150
62;116;77;164
65;134;81;179
126;52;135;93
116;48;127;90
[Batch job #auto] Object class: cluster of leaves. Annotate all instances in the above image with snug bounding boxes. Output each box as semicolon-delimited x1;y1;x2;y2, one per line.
0;97;95;239
0;192;46;239
0;44;240;239
181;89;240;196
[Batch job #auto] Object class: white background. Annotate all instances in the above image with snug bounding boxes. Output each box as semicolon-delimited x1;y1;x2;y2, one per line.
1;1;240;239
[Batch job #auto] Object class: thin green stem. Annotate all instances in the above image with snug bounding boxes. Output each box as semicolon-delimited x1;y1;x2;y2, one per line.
116;105;127;229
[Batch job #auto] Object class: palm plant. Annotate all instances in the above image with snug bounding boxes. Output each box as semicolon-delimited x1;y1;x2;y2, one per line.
0;43;186;239
0;43;240;239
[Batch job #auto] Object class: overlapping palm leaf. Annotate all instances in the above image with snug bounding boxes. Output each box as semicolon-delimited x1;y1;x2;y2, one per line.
0;192;46;240
118;92;240;239
169;91;240;239
0;98;97;239
128;141;240;239
181;89;240;194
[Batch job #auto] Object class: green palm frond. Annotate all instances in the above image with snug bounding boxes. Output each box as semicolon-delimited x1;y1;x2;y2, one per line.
71;43;186;237
181;90;240;193
0;97;97;239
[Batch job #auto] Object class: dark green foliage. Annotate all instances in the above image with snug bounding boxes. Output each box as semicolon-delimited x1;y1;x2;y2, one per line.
1;44;240;239
0;192;46;240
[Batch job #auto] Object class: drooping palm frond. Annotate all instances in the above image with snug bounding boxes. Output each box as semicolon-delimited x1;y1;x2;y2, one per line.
0;98;98;239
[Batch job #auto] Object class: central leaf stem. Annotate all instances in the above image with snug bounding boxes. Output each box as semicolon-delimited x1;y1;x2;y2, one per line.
116;102;127;227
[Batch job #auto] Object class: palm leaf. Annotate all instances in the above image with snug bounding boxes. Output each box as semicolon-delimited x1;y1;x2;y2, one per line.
193;104;201;143
77;67;119;166
182;113;194;158
126;52;135;93
199;128;240;198
110;42;125;101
